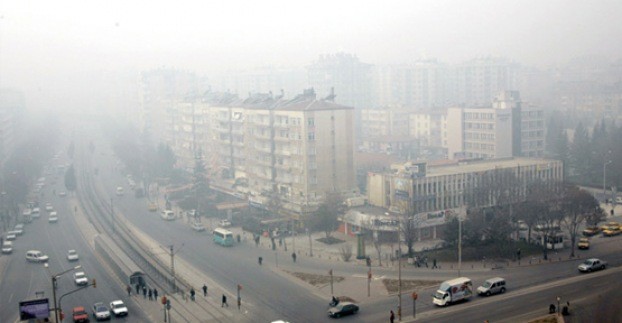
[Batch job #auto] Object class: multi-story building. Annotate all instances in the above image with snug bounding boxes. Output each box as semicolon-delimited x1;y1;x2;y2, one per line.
446;91;544;159
359;107;415;157
307;53;373;110
0;89;23;167
410;110;447;148
454;57;521;107
346;157;563;241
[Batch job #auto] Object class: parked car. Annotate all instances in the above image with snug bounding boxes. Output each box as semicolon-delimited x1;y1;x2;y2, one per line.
218;219;232;228
72;306;89;323
328;302;359;318
26;250;49;262
477;277;506;296
67;249;80;261
74;271;88;286
577;238;590;250
109;300;128;317
2;241;13;254
582;226;601;237
92;302;110;321
578;258;607;273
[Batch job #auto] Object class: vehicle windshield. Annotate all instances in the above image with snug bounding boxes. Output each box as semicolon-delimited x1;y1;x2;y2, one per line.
112;303;124;309
482;281;492;288
96;306;108;312
76;273;85;278
583;260;594;265
434;291;446;299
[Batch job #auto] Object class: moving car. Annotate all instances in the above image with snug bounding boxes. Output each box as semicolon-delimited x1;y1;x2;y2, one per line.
191;221;206;232
148;202;158;212
45;203;54;212
602;226;621;237
14;224;24;235
59;191;67;197
328;302;359;318
577;238;590;250
72;306;89;323
116;186;124;196
218;219;232;228
5;232;17;241
49;211;59;223
74;271;88;286
477;277;506;296
32;207;41;218
578;258;607;273
92;302;110;321
26;250;49;262
109;300;128;317
67;249;80;261
2;241;13;254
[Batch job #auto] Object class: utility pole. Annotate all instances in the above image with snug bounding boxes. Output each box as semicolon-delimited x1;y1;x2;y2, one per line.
307;228;313;257
170;245;175;291
398;215;402;321
111;198;115;234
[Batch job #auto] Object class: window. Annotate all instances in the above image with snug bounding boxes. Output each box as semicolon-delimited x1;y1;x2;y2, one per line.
308;132;315;140
308;118;315;126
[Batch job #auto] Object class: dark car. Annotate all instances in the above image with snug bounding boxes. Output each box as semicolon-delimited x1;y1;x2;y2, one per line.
328;302;359;318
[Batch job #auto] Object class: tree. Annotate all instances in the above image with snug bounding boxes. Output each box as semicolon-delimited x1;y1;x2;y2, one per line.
560;185;601;258
64;164;77;192
311;193;344;239
400;212;426;258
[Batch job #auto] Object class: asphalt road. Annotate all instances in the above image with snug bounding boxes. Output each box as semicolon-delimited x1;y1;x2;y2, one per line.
0;146;149;322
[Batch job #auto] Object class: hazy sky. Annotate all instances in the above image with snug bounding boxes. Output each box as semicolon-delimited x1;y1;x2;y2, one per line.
1;0;621;110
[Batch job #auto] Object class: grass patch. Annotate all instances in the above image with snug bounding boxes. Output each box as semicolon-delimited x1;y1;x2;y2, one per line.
421;241;543;262
382;279;441;294
284;270;345;287
528;315;559;323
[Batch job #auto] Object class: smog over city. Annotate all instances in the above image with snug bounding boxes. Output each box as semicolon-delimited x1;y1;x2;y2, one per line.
1;1;622;322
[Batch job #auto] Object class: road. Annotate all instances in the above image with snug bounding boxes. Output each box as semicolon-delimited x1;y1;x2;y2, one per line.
0;143;149;322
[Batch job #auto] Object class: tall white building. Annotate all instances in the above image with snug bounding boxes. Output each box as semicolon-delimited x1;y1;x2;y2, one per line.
454;57;521;107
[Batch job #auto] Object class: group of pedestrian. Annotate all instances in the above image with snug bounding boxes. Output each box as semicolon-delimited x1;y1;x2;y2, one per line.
128;284;158;302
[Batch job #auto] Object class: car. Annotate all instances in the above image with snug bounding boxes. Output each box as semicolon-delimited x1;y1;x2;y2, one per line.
92;302;110;321
49;212;59;223
72;306;89;323
218;219;232;228
477;277;506;296
59;191;67;197
328;302;359;318
582;226;602;237
26;250;49;262
109;300;128;317
2;241;13;254
191;221;206;232
67;249;79;261
14;223;24;234
578;238;590;249
602;226;621;237
148;202;158;212
74;271;88;286
5;232;17;241
32;207;41;218
606;222;620;229
116;187;124;196
616;196;622;204
45;203;54;212
578;258;607;273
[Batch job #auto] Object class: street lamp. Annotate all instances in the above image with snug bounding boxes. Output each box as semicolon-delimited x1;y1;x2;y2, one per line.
556;296;561;316
46;263;81;322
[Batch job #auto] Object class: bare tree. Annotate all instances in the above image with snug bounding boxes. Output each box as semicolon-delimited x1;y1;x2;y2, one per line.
339;244;353;262
311;192;345;239
560;185;601;258
400;212;426;258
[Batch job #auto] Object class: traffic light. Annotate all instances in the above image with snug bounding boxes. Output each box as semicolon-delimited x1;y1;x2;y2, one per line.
92;279;97;288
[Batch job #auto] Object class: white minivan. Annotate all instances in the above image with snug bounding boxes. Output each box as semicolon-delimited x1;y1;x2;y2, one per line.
26;250;49;262
477;277;506;296
160;210;175;221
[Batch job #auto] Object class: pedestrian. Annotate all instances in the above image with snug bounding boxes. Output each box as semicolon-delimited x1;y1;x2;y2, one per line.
148;289;153;300
142;286;147;299
222;294;228;307
202;284;208;297
190;288;196;301
154;288;158;301
432;258;437;269
135;284;140;295
390;310;395;323
126;285;131;296
292;252;297;263
258;256;263;265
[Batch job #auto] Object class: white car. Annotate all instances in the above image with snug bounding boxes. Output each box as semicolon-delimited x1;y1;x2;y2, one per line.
45;203;53;212
2;241;13;254
14;224;24;235
191;222;205;232
92;302;111;321
26;250;49;262
109;300;128;317
74;271;88;286
116;186;124;196
32;208;41;218
218;219;232;227
59;191;67;197
5;232;17;241
67;249;79;261
48;212;58;223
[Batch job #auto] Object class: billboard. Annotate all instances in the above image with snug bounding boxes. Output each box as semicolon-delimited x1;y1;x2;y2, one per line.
19;298;50;320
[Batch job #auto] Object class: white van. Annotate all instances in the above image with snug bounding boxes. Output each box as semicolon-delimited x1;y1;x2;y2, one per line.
26;250;49;262
160;210;175;221
477;277;506;296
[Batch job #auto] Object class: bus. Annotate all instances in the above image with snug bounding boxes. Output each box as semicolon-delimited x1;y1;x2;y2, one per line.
213;228;234;247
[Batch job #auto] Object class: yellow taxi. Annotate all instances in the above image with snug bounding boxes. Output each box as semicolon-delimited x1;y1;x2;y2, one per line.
582;226;602;237
603;225;621;237
577;238;590;249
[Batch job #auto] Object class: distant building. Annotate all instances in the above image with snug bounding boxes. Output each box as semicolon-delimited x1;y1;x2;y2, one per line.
454;57;521;107
446;91;545;159
0;89;24;166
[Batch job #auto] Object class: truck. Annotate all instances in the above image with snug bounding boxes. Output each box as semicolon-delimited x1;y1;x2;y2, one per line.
432;277;473;306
